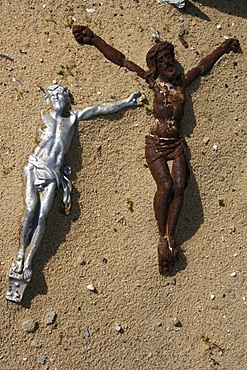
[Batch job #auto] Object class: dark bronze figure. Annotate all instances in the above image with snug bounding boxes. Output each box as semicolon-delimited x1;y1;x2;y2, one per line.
72;25;239;274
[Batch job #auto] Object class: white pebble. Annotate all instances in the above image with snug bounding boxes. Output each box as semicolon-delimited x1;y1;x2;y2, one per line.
210;294;215;300
115;324;122;332
217;24;222;30
213;144;218;151
86;8;95;13
77;256;85;265
230;272;237;277
87;284;96;291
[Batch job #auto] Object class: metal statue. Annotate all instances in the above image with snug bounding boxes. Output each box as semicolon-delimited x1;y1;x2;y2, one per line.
72;25;239;274
6;84;143;303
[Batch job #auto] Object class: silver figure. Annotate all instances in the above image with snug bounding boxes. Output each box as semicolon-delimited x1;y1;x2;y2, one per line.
6;84;143;303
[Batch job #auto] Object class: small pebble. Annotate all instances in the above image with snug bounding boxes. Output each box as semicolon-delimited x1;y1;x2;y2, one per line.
45;311;57;325
210;294;215;300
219;199;225;207
83;329;90;339
77;256;85;265
31;340;43;348
203;136;210;145
87;284;96;292
115;324;123;332
231;272;237;277
172;318;182;327
86;8;95;13
38;356;46;365
213;144;218;151
22;320;38;333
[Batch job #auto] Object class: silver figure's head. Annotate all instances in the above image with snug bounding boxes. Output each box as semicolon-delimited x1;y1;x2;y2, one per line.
45;84;71;113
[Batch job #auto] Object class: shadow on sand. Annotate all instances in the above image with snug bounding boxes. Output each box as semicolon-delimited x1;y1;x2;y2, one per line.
179;0;247;21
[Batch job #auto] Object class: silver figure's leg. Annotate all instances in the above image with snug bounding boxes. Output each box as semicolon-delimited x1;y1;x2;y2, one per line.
22;181;56;280
14;169;39;273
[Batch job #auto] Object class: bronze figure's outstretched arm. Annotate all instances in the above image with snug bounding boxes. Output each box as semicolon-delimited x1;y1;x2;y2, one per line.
185;38;239;86
72;25;146;80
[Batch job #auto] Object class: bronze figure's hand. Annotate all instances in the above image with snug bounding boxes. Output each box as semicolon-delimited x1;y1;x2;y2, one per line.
72;25;94;45
224;38;240;53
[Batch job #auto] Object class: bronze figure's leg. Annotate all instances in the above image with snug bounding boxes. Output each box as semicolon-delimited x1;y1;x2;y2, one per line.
167;154;187;254
147;153;187;274
147;156;173;274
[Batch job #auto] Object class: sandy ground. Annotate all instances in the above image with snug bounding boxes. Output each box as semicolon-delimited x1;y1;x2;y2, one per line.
0;0;246;369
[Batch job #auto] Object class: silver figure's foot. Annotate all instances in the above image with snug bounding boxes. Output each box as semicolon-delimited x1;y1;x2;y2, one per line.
6;262;32;303
22;266;32;282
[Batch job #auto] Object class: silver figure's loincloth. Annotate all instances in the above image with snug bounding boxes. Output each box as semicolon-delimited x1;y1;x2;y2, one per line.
24;154;72;210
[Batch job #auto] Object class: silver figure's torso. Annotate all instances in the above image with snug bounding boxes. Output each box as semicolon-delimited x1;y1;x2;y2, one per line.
35;111;76;174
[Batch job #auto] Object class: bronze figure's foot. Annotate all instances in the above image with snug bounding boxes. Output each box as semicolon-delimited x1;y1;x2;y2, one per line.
158;237;181;275
158;236;173;275
171;243;181;259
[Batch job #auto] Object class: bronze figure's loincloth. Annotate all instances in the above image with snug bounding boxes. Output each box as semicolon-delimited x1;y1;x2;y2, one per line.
145;134;187;163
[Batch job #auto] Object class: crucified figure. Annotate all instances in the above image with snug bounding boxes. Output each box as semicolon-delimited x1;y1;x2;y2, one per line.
72;25;239;274
7;84;143;302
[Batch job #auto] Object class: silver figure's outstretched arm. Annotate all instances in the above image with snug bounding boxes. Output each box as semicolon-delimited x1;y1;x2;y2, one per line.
74;92;144;121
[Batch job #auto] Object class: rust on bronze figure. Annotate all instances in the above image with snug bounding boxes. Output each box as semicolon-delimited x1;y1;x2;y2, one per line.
72;25;239;275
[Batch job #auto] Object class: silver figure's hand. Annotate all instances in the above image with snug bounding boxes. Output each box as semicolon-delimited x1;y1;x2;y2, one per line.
127;92;145;106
